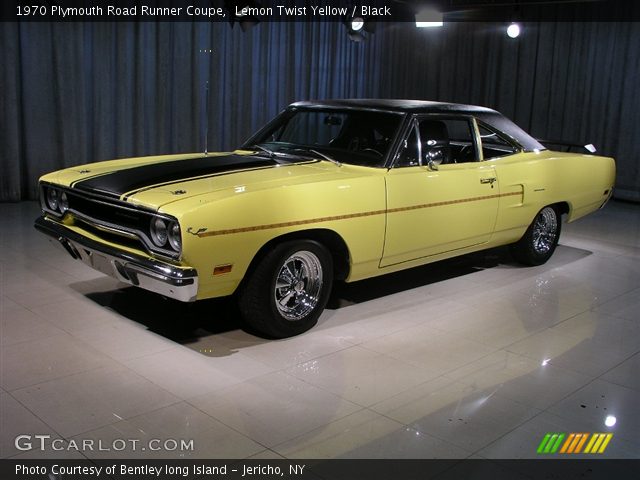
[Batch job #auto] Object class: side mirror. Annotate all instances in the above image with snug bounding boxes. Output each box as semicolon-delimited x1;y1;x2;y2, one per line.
424;149;443;171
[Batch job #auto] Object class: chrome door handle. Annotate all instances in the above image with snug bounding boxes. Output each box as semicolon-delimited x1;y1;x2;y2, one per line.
480;177;497;184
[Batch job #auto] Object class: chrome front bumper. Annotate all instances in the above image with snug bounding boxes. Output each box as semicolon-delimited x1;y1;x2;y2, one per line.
34;216;198;302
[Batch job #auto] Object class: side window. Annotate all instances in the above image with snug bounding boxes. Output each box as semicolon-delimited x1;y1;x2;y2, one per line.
417;117;478;165
396;125;420;167
478;123;519;159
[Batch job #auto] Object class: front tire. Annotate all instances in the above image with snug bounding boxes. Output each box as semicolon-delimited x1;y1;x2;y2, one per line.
238;240;333;338
510;205;562;266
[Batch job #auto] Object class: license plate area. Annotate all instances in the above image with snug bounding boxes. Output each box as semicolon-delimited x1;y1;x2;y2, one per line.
89;252;115;277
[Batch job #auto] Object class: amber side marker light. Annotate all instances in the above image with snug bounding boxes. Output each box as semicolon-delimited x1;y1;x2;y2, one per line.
213;264;233;275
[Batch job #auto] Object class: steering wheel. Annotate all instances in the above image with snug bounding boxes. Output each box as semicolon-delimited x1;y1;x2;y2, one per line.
458;145;474;162
361;148;383;157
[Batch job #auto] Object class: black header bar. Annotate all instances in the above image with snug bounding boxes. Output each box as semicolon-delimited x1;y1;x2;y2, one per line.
2;0;640;23
2;459;640;480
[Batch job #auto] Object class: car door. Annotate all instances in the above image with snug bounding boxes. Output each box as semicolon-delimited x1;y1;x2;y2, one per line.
380;115;500;267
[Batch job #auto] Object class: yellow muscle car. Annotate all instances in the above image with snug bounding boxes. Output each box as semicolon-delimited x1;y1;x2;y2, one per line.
35;100;616;338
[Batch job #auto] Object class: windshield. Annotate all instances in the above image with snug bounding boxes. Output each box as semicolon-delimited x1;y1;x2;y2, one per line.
243;108;403;167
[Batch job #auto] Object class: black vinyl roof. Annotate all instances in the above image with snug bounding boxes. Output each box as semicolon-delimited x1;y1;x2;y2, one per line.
291;99;496;114
289;99;545;151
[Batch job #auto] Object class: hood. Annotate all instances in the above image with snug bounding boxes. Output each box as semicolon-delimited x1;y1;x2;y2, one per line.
71;152;280;199
46;151;367;210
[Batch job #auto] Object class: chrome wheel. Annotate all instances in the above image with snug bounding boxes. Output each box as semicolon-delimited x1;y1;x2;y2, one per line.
274;250;323;321
532;207;558;254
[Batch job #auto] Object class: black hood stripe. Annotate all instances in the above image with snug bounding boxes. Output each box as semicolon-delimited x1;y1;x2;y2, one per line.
72;154;279;199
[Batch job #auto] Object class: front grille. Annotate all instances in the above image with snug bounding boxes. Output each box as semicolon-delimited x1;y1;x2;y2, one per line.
74;217;144;252
40;183;181;260
68;191;150;235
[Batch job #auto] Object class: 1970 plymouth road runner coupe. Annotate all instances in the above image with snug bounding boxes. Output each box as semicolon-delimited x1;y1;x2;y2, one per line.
35;100;615;338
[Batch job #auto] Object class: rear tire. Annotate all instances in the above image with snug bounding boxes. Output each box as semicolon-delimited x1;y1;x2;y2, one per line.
510;205;561;266
238;240;333;338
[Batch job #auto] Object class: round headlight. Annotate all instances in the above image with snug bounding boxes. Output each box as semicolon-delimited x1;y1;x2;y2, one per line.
46;188;59;211
168;222;181;251
59;192;69;213
150;218;168;246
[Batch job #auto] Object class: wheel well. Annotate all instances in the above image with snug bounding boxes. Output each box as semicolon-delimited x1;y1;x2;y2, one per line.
246;229;351;282
553;201;570;217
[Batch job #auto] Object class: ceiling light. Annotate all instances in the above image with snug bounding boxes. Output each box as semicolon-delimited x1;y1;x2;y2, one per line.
347;16;367;42
507;23;521;38
415;8;443;27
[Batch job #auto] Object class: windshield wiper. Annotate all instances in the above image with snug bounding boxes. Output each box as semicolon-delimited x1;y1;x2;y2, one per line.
248;144;274;157
247;144;288;164
285;147;342;167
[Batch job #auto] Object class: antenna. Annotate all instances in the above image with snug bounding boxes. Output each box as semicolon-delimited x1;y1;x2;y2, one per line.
204;80;210;155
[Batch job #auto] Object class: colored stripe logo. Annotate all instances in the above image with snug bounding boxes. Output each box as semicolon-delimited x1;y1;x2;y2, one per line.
537;433;613;454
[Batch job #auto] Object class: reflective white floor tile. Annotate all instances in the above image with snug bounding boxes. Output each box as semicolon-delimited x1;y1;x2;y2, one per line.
569;254;640;281
408;389;541;452
498;291;589;327
370;376;469;423
11;367;180;437
546;379;640;447
601;353;640;391
314;306;430;345
28;298;123;333
357;323;448;354
338;425;473;459
274;409;403;458
425;304;552;349
1;305;66;346
0;295;22;312
68;276;125;296
70;402;263;459
0;334;120;391
361;328;496;376
276;408;471;459
244;450;286;460
515;274;622;311
124;346;267;399
417;277;480;301
9;444;87;460
204;330;354;370
286;346;437;407
594;287;640;321
72;322;177;361
561;235;638;258
5;283;80;310
550;310;640;351
505;321;639;377
327;288;435;319
444;351;591;410
0;393;60;458
188;371;361;447
2;265;75;294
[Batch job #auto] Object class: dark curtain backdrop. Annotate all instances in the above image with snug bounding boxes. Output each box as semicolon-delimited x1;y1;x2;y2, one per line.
1;20;639;201
0;21;384;201
378;22;640;201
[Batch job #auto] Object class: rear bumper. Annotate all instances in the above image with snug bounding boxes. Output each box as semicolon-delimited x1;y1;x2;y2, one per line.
34;216;198;302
